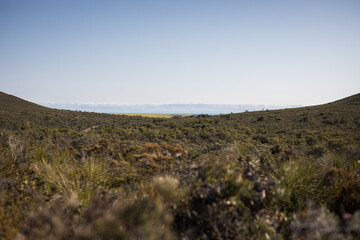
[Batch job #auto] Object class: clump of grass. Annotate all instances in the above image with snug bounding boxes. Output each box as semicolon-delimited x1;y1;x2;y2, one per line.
320;153;349;169
33;151;110;205
273;158;321;209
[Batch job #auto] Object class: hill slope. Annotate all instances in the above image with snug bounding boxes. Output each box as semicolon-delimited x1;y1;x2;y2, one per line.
331;93;360;105
0;91;50;112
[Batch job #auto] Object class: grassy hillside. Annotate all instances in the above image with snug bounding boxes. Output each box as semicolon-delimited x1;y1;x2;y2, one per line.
0;92;360;239
0;92;50;113
332;93;360;105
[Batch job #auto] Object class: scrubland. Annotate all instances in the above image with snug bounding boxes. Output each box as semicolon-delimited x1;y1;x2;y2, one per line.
1;92;360;239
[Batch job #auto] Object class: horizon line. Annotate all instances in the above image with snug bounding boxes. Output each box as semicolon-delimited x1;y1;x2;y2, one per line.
40;102;302;107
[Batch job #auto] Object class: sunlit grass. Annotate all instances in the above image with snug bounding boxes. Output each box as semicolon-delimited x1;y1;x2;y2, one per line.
33;152;111;205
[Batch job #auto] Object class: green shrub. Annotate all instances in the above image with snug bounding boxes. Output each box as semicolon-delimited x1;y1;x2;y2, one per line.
322;167;360;215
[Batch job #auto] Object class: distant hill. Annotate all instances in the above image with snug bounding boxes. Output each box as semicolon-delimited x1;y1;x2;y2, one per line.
0;91;50;113
331;93;360;105
1;91;359;115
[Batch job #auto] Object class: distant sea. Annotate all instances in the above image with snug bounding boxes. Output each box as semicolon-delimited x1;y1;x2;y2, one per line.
42;103;301;115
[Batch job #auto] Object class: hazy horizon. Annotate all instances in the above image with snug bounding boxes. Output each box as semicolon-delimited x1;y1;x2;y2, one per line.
1;1;359;106
42;102;302;115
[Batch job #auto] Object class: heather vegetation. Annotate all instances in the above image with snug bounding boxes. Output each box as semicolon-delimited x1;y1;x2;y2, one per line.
0;91;360;239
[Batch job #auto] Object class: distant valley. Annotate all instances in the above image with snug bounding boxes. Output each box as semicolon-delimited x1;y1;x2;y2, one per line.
42;103;301;114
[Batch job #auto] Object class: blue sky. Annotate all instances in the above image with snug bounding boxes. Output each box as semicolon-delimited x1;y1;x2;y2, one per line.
0;0;359;105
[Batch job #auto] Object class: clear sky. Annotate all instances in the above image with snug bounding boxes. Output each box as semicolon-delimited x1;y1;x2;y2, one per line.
1;0;359;105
